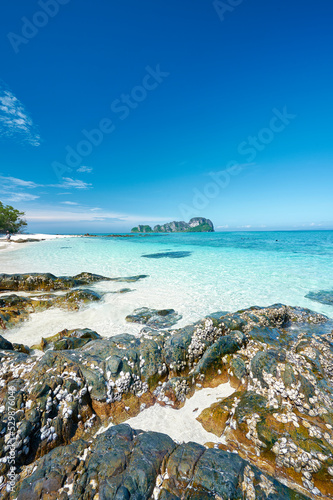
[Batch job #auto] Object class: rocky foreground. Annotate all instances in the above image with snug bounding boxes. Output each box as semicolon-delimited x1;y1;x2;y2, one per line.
0;273;333;498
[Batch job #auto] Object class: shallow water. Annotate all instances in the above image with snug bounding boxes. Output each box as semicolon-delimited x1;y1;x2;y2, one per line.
1;231;332;345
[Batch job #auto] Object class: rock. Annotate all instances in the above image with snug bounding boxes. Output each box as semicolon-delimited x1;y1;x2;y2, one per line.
31;328;101;351
0;272;148;292
125;307;182;329
110;274;149;283
0;334;13;350
0;302;332;498
142;251;192;259
131;225;153;233
14;238;42;243
9;425;310;500
0;272;81;292
306;289;333;306
12;343;30;354
197;305;333;497
0;295;31;330
193;333;245;378
53;289;102;311
0;291;103;330
230;356;247;380
132;217;214;233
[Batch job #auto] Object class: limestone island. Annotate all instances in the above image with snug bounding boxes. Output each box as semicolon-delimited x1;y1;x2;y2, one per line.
131;217;214;233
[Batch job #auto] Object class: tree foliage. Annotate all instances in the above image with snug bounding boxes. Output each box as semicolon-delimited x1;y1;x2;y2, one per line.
0;201;27;233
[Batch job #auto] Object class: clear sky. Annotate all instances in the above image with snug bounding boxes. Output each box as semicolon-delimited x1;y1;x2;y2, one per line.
1;0;333;233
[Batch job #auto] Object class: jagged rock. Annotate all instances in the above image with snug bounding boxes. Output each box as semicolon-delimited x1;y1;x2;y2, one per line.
31;328;102;351
125;307;182;329
0;334;13;350
197;305;333;498
53;289;101;311
0;303;332;498
12;343;30;354
8;425;310;500
132;217;214;233
0;291;103;330
0;272;148;292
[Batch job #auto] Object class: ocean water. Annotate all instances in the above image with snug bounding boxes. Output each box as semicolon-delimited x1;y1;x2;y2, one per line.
1;231;333;346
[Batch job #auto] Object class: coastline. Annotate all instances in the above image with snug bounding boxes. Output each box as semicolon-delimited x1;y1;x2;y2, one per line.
0;233;79;253
0;234;333;497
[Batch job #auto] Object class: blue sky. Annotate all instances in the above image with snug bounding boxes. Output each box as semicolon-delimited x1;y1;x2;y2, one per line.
1;0;333;233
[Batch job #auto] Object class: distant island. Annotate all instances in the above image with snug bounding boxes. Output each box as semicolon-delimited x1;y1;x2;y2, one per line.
131;217;214;233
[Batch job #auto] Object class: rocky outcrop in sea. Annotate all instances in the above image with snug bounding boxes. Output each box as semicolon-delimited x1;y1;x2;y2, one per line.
131;217;214;233
0;273;333;498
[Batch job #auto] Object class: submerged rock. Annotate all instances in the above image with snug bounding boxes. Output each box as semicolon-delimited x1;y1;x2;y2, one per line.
142;251;192;259
306;289;333;306
126;307;182;329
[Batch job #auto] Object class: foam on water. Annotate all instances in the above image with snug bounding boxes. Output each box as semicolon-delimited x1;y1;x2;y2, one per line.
1;231;332;346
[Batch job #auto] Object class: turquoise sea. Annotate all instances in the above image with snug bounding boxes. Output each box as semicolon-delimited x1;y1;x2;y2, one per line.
1;230;333;345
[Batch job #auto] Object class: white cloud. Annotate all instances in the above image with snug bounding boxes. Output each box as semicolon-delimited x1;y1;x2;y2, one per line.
0;82;41;146
77;166;93;173
0;175;39;189
61;201;79;205
0;192;39;202
25;207;175;225
0;175;40;203
25;208;123;222
302;222;323;228
51;178;92;190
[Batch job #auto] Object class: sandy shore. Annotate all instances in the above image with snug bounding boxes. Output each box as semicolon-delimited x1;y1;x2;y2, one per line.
96;382;235;445
0;233;79;253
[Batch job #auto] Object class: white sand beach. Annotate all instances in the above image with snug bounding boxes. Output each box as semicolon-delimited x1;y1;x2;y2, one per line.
0;233;78;252
97;382;235;445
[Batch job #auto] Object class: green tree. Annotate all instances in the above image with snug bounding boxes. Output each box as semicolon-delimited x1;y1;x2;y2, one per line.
0;201;27;233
